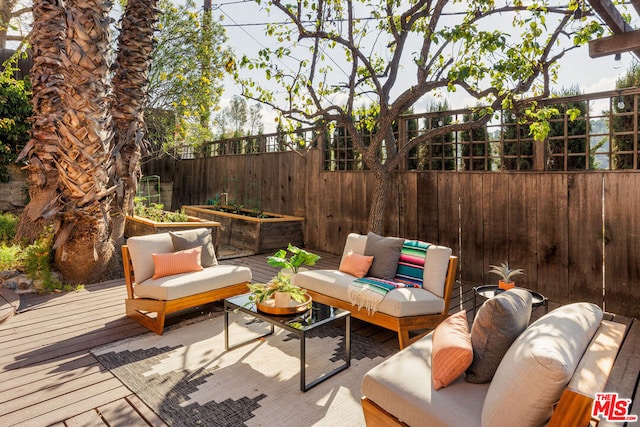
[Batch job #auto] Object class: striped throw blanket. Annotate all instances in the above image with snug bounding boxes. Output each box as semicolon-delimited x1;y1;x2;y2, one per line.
395;240;430;287
348;240;429;313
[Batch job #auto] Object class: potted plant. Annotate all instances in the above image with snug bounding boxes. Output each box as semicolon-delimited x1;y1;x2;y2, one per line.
247;272;308;307
267;243;321;275
488;262;525;290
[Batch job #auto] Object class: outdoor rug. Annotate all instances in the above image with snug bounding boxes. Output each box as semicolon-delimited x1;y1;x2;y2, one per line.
92;311;396;427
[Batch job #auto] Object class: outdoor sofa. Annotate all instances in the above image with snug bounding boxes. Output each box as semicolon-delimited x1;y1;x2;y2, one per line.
122;228;252;334
360;295;626;427
295;232;458;349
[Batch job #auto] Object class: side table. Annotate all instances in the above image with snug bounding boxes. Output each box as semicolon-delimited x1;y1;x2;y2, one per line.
473;285;548;318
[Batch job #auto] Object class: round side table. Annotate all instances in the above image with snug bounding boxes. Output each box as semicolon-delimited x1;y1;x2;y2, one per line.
472;285;548;318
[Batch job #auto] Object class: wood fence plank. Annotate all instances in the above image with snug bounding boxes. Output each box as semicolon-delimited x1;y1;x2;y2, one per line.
459;173;484;285
508;174;538;289
536;174;570;303
482;174;510;279
567;174;604;305
437;172;460;253
604;174;640;317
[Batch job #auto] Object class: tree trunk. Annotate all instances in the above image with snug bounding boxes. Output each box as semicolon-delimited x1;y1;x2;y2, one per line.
368;169;390;234
16;0;67;243
52;0;115;283
109;0;159;251
19;0;116;284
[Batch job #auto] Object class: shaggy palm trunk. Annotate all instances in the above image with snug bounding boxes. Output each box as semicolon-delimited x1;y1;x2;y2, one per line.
110;0;160;246
16;0;66;242
19;0;116;284
52;0;115;283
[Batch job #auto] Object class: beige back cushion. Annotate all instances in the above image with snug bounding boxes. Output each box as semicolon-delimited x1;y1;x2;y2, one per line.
481;302;603;427
341;233;368;261
126;233;174;283
422;245;452;298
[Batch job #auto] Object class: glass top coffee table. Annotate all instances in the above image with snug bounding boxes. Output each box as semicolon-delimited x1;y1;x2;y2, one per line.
224;293;351;392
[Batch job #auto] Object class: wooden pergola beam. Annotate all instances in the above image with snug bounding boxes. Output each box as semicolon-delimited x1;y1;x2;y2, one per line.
586;0;640;60
589;30;640;57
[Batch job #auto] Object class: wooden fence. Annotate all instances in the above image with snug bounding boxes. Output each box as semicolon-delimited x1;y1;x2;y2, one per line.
143;149;640;318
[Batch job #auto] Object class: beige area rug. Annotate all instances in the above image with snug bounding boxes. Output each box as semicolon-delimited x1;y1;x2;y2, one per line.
92;311;396;427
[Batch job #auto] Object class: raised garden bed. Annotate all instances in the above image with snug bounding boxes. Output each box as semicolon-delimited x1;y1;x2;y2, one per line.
182;205;304;254
124;214;221;250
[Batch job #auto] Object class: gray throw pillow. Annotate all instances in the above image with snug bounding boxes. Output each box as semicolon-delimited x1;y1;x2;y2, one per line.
465;288;532;384
363;232;404;280
170;228;218;267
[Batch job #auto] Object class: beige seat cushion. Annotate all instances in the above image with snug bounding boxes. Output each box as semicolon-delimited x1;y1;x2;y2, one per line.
295;269;444;317
134;265;252;300
362;332;488;427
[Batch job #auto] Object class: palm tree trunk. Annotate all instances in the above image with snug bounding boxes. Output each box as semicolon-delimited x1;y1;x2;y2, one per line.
16;0;67;242
20;0;116;284
109;0;160;247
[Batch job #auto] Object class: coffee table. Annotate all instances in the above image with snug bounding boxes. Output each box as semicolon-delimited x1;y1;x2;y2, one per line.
473;285;548;317
224;293;351;392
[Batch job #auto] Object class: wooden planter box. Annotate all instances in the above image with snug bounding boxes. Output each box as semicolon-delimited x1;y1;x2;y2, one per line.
124;214;221;250
182;205;304;254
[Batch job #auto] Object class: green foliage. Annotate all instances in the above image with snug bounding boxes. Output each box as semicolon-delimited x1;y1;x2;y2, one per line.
133;197;189;222
0;53;32;183
267;244;320;274
0;244;21;270
0;212;18;242
247;272;308;304
0;223;82;293
21;227;62;291
148;0;234;152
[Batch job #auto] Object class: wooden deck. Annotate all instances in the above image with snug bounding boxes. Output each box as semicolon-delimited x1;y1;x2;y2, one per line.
0;251;638;426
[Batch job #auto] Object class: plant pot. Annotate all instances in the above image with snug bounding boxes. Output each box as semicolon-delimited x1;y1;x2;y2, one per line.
274;291;292;307
498;280;516;290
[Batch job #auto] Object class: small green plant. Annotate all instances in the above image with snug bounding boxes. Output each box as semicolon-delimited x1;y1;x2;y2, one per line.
0;218;82;293
0;243;20;270
206;193;222;206
488;262;525;284
246;273;308;304
21;226;63;292
267;244;320;274
133;197;189;222
0;212;18;242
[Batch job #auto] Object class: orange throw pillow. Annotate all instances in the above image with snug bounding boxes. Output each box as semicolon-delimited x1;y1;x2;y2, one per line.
339;251;374;278
152;247;203;279
432;310;473;390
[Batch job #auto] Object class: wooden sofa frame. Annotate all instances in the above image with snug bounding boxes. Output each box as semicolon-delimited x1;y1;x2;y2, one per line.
122;245;250;334
305;256;458;350
361;317;629;427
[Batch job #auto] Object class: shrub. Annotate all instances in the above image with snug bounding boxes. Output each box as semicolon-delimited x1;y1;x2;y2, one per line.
0;212;18;242
0;58;32;183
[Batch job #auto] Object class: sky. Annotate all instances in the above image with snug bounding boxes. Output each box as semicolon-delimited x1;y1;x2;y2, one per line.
211;0;638;133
